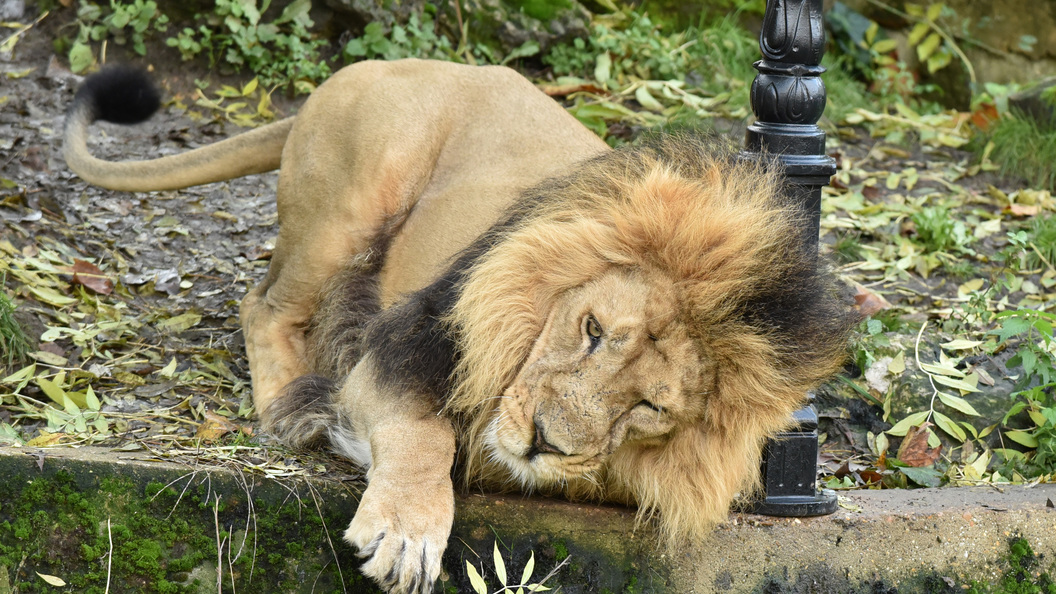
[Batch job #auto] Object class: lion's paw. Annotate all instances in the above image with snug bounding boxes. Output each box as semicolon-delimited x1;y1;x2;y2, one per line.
344;480;453;594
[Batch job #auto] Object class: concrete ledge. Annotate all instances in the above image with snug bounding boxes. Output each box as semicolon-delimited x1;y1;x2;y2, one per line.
0;446;1053;593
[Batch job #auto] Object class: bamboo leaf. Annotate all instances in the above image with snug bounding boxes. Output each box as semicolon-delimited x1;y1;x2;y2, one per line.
466;561;488;594
1004;430;1038;448
494;541;507;587
886;411;931;436
937;392;981;416
933;411;966;442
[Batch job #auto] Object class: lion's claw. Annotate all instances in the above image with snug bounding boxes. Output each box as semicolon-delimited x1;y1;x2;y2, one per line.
344;482;452;594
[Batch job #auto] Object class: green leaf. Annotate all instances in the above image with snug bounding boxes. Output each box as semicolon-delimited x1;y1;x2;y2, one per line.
28;285;77;307
634;86;664;112
520;551;535;586
940;339;983;350
501;40;540;65
1004;430;1039;448
85;386;101;412
871;38;898;54
907;22;930;46
156;312;202;333
886;411;931;436
1;364;36;385
916;32;942;62
919;362;965;378
937;392;981;416
593;52;612;85
898;466;943;487
932;375;981;393
494;541;507;587
466;561;488;594
925;3;944;22
68;43;94;74
933;411;965;442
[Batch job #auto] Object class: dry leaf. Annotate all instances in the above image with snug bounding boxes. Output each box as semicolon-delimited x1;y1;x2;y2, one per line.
897;423;942;467
853;284;892;317
70;259;114;294
196;411;239;441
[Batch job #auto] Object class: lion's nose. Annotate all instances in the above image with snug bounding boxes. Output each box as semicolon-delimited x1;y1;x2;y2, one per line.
527;420;567;459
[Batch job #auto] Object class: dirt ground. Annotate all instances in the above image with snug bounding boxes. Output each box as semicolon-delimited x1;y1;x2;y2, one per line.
0;13;334;470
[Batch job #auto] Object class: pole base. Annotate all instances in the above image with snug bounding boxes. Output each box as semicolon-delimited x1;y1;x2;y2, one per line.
749;488;838;517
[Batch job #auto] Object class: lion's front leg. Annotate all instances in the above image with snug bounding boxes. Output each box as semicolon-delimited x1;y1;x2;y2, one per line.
334;356;455;594
346;419;454;593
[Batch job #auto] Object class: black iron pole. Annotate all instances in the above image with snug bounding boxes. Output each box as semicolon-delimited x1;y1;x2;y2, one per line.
742;0;838;516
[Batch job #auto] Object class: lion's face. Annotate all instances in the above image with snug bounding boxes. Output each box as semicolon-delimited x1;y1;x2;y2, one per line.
486;267;712;486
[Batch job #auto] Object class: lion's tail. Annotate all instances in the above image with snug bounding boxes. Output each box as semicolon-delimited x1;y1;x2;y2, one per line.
64;66;294;192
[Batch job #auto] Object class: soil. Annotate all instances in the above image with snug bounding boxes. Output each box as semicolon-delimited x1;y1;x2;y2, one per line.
1;11;306;447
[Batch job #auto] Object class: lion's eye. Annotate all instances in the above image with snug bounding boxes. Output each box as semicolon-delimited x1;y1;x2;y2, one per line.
585;315;603;350
636;400;663;413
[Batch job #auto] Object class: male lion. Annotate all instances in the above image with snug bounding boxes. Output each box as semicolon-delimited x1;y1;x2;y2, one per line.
65;59;854;593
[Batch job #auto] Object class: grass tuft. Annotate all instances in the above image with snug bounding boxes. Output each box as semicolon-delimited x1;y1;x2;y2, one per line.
985;112;1056;191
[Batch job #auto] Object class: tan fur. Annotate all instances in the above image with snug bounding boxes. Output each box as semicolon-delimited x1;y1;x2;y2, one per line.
65;59;851;593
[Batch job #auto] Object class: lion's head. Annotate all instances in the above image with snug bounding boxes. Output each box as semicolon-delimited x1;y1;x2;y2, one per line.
445;135;854;543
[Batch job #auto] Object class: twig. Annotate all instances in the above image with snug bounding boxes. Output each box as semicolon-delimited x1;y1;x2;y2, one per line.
0;11;49;49
104;518;113;594
306;483;347;594
1029;242;1056;273
913;320;938;424
213;494;224;594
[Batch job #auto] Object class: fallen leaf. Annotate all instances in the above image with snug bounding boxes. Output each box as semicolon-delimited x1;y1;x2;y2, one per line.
853;284;891;317
195;411;239;441
36;572;66;586
70;259;114;294
242;246;272;261
897;423;942;467
539;80;604;96
1004;204;1040;217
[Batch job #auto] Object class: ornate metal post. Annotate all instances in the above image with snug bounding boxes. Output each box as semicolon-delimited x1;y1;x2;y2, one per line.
743;0;838;516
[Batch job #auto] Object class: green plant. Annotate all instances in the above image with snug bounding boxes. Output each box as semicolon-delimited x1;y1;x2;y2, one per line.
0;278;31;373
1023;214;1056;271
911;205;972;254
342;12;455;63
465;541;565;594
66;0;170;73
985;112;1056;191
167;0;330;93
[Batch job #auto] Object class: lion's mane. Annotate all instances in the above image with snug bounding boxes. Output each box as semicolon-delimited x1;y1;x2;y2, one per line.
280;133;855;545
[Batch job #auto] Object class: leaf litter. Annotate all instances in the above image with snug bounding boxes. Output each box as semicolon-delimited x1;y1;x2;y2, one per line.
0;25;357;485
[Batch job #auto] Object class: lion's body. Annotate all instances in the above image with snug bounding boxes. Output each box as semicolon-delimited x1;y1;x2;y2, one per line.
65;59;854;594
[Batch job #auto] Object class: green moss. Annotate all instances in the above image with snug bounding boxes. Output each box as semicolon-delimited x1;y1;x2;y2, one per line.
552;539;569;562
965;537;1056;594
0;462;373;593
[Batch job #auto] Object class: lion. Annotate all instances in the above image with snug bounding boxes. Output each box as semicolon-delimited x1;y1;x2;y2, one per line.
64;59;855;593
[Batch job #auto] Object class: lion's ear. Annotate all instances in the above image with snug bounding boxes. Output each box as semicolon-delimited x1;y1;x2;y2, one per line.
447;219;613;412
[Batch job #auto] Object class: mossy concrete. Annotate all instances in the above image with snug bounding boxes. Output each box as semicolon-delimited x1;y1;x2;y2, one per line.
0;446;1053;593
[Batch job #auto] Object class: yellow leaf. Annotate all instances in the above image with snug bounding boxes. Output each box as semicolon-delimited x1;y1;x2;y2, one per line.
940;339;983;350
887;350;906;375
36;572;66;586
241;77;259;96
26;431;64;447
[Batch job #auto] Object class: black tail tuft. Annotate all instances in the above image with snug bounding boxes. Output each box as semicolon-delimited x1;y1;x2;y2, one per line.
264;374;339;450
72;66;160;125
